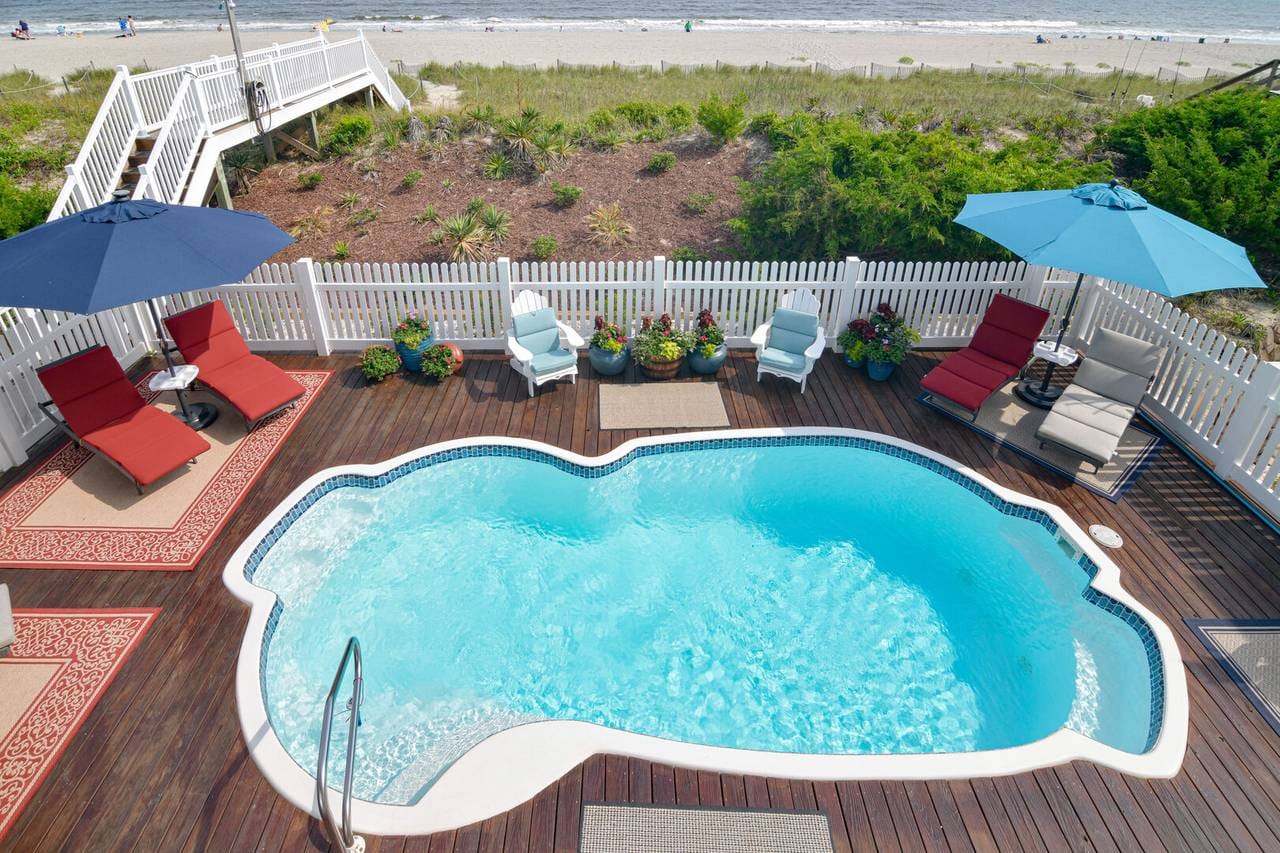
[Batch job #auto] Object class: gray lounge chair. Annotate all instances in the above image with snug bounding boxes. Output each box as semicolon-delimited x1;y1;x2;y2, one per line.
1035;328;1165;470
0;584;13;657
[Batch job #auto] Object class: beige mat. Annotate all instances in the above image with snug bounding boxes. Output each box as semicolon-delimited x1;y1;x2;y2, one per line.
580;803;833;853
920;381;1161;500
599;382;730;430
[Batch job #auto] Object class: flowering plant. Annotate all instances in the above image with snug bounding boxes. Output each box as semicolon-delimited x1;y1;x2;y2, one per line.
391;311;432;348
693;308;725;358
589;315;629;354
861;302;920;365
836;317;876;361
359;344;400;382
630;313;696;365
419;342;457;380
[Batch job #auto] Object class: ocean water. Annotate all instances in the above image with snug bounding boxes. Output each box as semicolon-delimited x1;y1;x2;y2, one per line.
15;0;1279;43
252;442;1156;804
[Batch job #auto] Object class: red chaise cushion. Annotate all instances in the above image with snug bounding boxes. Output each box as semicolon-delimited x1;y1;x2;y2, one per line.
37;346;210;487
920;294;1050;412
165;301;305;423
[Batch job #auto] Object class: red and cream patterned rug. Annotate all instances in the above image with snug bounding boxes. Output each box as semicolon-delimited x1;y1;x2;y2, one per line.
0;608;158;843
0;370;331;571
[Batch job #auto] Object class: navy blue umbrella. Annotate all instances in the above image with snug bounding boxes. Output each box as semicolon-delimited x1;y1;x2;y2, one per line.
0;196;294;313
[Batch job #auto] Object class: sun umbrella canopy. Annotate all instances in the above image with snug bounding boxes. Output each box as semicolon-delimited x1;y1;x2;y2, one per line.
955;181;1265;298
0;198;294;314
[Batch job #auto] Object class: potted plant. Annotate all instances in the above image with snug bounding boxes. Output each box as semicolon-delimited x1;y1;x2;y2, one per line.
439;341;465;374
419;343;457;382
836;318;875;369
687;308;727;375
392;311;435;372
588;315;630;375
359;344;401;383
631;313;694;380
862;303;921;381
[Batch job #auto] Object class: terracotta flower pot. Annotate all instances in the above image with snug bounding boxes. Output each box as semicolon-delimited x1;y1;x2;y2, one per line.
640;356;682;380
441;342;464;374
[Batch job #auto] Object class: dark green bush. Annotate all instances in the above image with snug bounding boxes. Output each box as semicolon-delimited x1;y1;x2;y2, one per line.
616;101;663;128
664;104;694;132
646;152;676;173
731;119;1108;261
0;176;54;238
696;94;748;145
550;181;584;208
326;114;373;154
532;234;558;259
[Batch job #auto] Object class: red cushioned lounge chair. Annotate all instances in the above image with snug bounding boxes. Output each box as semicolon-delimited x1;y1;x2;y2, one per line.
920;294;1050;419
37;346;210;493
164;301;306;430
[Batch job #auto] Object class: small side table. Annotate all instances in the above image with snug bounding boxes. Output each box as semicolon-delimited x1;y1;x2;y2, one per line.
1014;340;1080;409
148;364;218;430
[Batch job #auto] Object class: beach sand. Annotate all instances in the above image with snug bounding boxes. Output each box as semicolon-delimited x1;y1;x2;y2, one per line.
1;29;1271;83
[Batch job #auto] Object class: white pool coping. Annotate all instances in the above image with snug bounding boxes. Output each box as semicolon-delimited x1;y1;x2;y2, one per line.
224;427;1189;836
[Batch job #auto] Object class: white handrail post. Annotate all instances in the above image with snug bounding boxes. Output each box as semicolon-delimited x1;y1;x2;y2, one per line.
133;163;152;200
266;57;283;107
653;255;668;317
116;65;144;129
294;258;332;356
497;257;513;332
834;255;861;350
187;65;212;135
321;41;333;86
64;164;90;210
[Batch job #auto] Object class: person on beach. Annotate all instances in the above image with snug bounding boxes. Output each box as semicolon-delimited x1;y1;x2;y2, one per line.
117;16;128;37
127;15;136;36
684;20;692;32
15;20;32;39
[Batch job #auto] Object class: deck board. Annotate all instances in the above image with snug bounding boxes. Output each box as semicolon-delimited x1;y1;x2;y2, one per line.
3;351;1280;852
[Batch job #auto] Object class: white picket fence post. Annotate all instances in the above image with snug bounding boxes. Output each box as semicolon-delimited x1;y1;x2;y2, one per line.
1020;264;1049;306
833;256;862;349
293;258;331;356
0;406;26;470
497;257;514;331
653;256;668;316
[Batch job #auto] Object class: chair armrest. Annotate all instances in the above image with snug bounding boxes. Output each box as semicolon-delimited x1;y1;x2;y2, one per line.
750;323;770;348
804;329;827;360
37;400;63;423
557;321;585;349
507;335;534;363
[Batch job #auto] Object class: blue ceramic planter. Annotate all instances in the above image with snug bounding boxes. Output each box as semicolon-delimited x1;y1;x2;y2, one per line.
867;361;897;382
844;352;866;369
589;345;629;376
396;337;436;372
688;344;728;376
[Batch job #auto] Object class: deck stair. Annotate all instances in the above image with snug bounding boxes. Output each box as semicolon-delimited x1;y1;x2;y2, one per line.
48;31;408;219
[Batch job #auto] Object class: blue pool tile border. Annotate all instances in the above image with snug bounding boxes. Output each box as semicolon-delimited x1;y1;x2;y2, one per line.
247;435;1163;755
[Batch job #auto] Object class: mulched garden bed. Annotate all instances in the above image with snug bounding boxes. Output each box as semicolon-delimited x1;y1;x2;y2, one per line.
235;136;753;265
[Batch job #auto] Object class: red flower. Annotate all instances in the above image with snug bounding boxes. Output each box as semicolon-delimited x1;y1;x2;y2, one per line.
594;315;606;330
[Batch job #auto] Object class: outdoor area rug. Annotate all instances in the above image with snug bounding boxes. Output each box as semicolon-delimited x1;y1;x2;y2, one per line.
599;382;730;430
1188;619;1280;738
918;381;1162;501
579;803;834;853
0;370;331;571
0;608;157;842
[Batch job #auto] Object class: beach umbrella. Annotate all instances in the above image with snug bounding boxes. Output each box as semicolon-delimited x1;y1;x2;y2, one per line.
955;179;1265;404
0;193;292;425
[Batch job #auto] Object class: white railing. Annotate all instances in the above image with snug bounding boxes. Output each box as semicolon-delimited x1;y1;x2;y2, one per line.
47;32;408;220
4;252;1278;523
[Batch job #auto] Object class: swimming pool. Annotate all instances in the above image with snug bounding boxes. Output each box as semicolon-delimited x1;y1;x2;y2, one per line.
227;429;1187;836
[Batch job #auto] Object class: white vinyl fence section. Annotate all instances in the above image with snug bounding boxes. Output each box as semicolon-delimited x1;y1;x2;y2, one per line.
5;253;1280;523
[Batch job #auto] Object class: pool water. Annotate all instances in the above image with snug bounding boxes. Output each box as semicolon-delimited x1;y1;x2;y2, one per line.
253;442;1155;804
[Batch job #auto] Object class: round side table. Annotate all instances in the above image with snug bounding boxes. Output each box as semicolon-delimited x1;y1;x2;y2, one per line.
148;364;219;430
1014;340;1080;409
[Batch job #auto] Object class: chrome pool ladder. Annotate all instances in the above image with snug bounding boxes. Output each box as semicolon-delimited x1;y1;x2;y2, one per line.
317;636;365;853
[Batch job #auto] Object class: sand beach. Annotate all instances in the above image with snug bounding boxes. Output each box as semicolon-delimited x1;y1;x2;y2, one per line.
1;28;1272;81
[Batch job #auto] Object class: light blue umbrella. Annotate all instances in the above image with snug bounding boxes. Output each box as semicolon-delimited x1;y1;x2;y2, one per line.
955;180;1265;405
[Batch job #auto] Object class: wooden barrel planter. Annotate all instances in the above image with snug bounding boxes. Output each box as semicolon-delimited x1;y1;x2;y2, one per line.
640;356;682;380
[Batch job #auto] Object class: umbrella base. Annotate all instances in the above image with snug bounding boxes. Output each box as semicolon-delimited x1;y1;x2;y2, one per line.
1014;379;1064;409
172;401;219;431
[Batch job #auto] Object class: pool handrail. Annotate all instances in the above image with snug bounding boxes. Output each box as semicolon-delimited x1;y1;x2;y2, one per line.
317;636;365;853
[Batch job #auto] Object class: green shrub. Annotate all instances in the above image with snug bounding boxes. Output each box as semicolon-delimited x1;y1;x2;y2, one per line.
682;192;717;214
420;344;457;381
616;101;663;127
696;94;748;145
532;234;558;260
898;56;914;65
400;169;424;188
584;109;619;133
671;246;710;262
731;118;1107;261
0;176;54;238
326;114;373;154
359;345;400;382
593;130;624;151
297;171;325;190
550;181;584;208
664;104;694;132
646;151;677;173
332;240;350;260
348;206;380;226
479;204;512;243
414;204;439;224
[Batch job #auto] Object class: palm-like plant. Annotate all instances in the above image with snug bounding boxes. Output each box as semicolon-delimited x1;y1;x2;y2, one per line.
337;191;362;210
483;152;514;180
499;114;540;167
585;203;634;247
479;204;512;243
439;213;491;262
463;104;498;135
533;131;572;171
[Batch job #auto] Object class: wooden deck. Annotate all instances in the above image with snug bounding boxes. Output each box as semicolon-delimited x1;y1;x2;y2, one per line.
3;350;1280;853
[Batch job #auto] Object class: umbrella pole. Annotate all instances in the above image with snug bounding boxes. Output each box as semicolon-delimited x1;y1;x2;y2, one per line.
1033;271;1084;394
147;299;179;377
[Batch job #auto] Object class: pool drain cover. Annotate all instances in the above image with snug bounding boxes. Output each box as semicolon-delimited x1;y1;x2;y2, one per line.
1089;524;1123;549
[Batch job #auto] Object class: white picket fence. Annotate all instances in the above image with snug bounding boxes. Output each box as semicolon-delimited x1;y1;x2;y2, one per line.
3;254;1278;524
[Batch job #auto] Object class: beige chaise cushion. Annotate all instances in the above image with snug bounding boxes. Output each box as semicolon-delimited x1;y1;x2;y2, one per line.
1035;328;1165;466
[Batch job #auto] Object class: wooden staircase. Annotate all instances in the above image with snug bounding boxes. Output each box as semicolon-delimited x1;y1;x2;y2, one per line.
117;134;157;196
